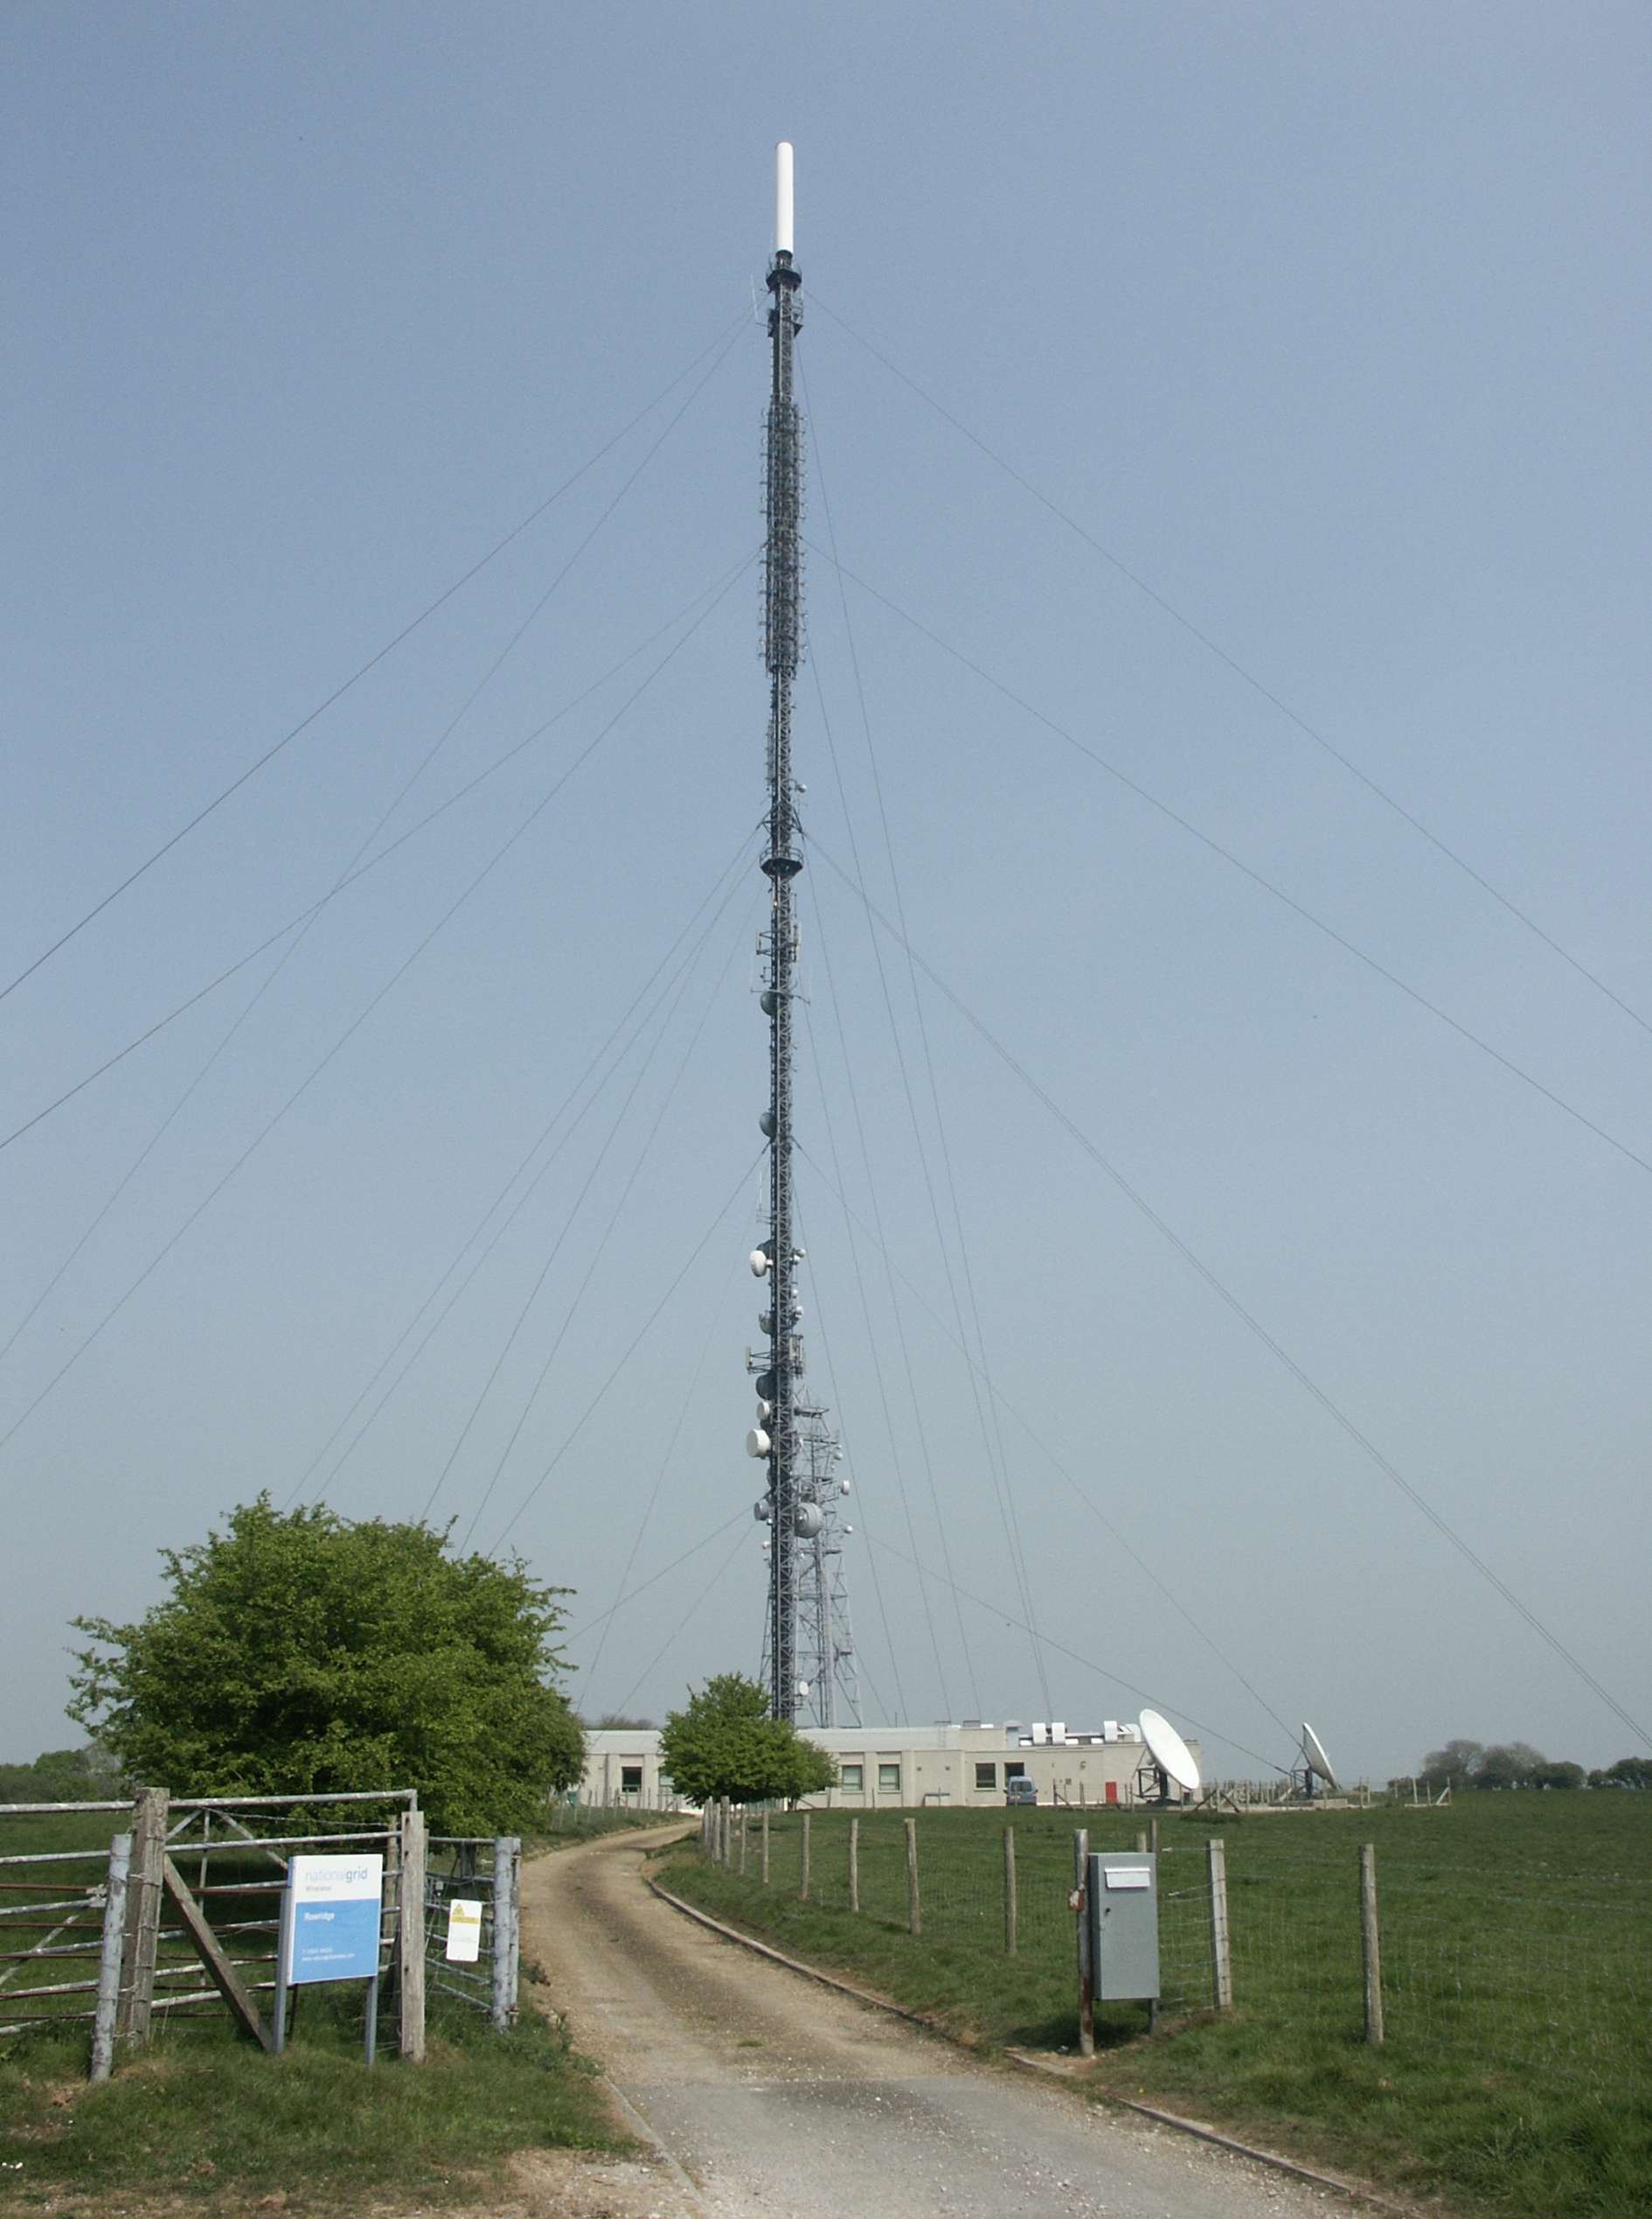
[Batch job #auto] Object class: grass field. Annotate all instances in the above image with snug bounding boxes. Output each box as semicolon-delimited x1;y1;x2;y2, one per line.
660;1794;1652;2218
0;1985;617;2210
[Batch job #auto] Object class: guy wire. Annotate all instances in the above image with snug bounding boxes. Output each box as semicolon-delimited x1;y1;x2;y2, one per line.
809;292;1652;1044
816;835;1652;1754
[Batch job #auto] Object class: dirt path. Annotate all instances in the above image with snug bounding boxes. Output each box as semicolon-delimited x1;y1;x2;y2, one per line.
521;1826;1346;2219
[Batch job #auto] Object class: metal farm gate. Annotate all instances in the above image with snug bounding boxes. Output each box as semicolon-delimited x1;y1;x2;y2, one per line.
424;1835;520;2030
0;1788;434;2072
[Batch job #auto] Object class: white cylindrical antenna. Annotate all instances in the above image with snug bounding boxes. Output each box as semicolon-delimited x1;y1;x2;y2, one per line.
775;140;795;256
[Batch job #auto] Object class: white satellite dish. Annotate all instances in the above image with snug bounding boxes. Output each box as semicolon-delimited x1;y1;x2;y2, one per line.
1301;1722;1338;1791
1138;1709;1201;1794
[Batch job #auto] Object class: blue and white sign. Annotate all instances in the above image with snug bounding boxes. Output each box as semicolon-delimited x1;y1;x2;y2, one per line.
280;1854;384;1986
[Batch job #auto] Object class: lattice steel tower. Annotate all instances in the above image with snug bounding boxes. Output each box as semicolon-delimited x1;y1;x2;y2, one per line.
746;143;859;1729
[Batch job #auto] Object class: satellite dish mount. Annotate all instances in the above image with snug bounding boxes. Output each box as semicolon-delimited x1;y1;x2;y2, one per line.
1137;1710;1201;1805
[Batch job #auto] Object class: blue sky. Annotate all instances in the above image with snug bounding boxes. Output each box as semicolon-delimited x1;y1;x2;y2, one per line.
2;3;1649;1782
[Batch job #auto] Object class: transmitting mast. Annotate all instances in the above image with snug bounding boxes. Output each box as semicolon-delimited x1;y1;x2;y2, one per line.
746;143;858;1729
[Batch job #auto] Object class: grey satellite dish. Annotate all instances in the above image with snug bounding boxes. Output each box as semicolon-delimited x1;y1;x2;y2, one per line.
1301;1722;1338;1791
1139;1709;1201;1794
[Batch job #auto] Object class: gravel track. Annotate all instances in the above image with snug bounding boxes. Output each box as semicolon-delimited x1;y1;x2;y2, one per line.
521;1826;1356;2219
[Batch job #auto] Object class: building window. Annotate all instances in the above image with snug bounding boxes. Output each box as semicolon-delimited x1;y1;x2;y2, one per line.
975;1762;997;1790
621;1764;642;1793
1004;1761;1026;1782
839;1763;864;1791
878;1762;902;1792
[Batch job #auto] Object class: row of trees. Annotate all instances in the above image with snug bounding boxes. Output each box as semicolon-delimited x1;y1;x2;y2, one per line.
1417;1739;1652;1791
0;1746;122;1804
52;1499;834;1830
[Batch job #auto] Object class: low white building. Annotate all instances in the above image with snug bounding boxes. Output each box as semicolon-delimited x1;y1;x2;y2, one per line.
576;1720;1198;1812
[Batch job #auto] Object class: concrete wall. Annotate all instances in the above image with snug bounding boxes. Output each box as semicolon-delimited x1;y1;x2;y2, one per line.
578;1736;680;1811
576;1723;1199;1812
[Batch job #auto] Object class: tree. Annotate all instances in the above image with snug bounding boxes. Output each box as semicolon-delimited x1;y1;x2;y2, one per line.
658;1673;836;1806
1530;1761;1586;1791
1589;1756;1652;1790
69;1497;584;1834
1419;1739;1483;1789
1418;1739;1590;1791
1475;1742;1549;1790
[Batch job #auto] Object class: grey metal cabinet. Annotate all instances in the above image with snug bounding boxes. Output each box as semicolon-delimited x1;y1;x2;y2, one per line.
1086;1851;1160;2000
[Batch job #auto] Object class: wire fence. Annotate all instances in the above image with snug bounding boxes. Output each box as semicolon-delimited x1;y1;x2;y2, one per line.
698;1807;1652;2104
1219;1847;1652;2098
1372;1872;1651;2096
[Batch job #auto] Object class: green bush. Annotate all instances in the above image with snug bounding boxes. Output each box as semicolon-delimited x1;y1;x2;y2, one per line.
69;1497;583;1833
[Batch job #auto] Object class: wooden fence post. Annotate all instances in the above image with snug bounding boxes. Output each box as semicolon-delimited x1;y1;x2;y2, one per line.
849;1817;859;1913
491;1837;520;2030
115;1787;167;2049
1003;1826;1017;1956
1360;1843;1384;2043
399;1807;427;2062
1074;1828;1093;2055
1138;1831;1159;2034
88;1833;131;2083
739;1808;748;1875
1207;1837;1232;2012
761;1807;771;1885
905;1817;921;1937
800;1812;811;1901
